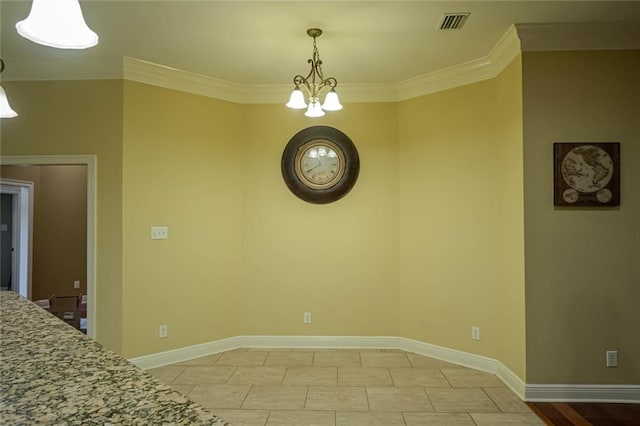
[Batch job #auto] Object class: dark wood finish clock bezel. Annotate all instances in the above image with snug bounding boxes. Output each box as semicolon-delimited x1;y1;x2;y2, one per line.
282;126;360;204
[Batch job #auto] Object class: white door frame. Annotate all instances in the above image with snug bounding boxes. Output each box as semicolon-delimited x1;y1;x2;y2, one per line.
0;179;34;299
0;155;97;339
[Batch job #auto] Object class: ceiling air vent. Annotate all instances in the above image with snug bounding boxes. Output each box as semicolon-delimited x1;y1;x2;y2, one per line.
438;13;470;30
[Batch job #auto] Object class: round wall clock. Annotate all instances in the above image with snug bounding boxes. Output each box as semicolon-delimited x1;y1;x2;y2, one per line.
281;126;360;204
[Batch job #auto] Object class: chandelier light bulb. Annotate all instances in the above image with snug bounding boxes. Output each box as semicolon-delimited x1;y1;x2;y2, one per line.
16;0;99;49
0;86;18;119
286;87;307;109
322;89;343;111
305;99;325;118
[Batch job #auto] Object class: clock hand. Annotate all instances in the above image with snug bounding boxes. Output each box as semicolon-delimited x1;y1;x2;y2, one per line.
305;163;321;173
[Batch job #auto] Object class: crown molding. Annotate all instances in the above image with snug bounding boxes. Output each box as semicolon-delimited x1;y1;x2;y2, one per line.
3;26;522;104
123;57;242;103
397;25;521;101
5;23;639;103
123;26;521;104
516;22;640;52
123;57;403;104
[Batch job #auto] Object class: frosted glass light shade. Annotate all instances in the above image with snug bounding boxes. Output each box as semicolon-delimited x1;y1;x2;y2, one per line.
304;99;325;118
0;86;18;118
286;87;307;109
322;89;343;111
16;0;98;49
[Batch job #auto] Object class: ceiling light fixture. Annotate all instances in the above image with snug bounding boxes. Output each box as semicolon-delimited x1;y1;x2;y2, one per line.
16;0;98;49
286;28;342;118
0;60;18;119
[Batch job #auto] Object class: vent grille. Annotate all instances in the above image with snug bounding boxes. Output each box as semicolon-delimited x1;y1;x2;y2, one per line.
438;13;470;30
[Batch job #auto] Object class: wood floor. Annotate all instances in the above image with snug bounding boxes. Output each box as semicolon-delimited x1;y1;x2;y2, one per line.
527;402;640;426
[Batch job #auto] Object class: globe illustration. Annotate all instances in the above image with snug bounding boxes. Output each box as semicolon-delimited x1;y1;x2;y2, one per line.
561;145;613;193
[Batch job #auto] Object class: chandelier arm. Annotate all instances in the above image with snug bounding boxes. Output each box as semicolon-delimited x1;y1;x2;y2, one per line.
293;74;313;97
307;59;319;96
324;77;338;90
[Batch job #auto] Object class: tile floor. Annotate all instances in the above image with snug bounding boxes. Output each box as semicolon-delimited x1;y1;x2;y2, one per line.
148;348;543;426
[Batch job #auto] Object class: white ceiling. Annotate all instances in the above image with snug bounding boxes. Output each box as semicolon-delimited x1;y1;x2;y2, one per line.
1;1;640;86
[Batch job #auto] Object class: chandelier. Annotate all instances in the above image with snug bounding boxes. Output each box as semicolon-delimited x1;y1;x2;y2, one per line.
286;28;342;118
0;60;18;119
16;0;98;49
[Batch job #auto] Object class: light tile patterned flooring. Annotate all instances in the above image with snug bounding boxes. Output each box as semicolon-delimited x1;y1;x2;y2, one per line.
148;348;543;426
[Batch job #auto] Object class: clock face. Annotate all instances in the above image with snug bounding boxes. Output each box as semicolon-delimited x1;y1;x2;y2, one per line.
281;126;359;204
295;140;345;190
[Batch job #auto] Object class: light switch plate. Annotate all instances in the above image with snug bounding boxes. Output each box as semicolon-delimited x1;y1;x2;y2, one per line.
151;226;169;240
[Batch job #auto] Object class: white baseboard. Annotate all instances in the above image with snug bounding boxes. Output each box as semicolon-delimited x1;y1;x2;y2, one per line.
128;335;638;403
525;384;640;403
128;336;242;370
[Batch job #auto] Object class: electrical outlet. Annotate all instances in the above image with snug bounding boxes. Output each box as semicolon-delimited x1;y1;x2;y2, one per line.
606;350;618;367
151;226;169;240
73;280;80;289
303;312;312;324
159;324;168;338
471;326;480;340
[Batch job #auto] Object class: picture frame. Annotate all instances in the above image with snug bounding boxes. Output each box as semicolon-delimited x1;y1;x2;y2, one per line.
553;142;620;207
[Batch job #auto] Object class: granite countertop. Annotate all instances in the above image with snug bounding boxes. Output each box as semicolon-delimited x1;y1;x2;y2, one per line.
0;291;230;425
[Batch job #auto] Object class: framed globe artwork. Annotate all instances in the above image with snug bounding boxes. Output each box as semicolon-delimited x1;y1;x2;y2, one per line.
553;142;620;207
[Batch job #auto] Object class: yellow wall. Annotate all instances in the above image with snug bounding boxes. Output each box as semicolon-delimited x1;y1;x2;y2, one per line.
0;71;524;375
0;80;124;354
398;57;526;379
522;50;640;384
1;165;87;301
120;86;399;355
3;52;637;388
240;103;399;336
122;81;244;357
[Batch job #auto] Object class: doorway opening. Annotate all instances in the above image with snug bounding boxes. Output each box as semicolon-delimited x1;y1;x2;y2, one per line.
0;156;96;338
0;179;33;299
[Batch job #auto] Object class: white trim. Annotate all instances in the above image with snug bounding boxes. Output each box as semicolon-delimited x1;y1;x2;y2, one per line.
123;57;243;104
497;361;527;401
129;334;638;402
0;179;34;300
123;57;404;104
129;336;243;370
525;384;640;403
123;25;521;103
129;334;524;399
239;335;403;350
6;23;640;102
398;337;524;400
397;25;521;101
0;155;97;340
6;25;522;104
128;335;505;375
400;336;498;373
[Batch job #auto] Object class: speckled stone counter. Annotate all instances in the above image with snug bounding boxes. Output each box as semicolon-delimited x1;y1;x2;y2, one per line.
0;292;230;425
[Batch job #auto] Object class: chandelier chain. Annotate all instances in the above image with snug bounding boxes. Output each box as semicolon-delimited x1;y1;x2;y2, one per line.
292;33;337;100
